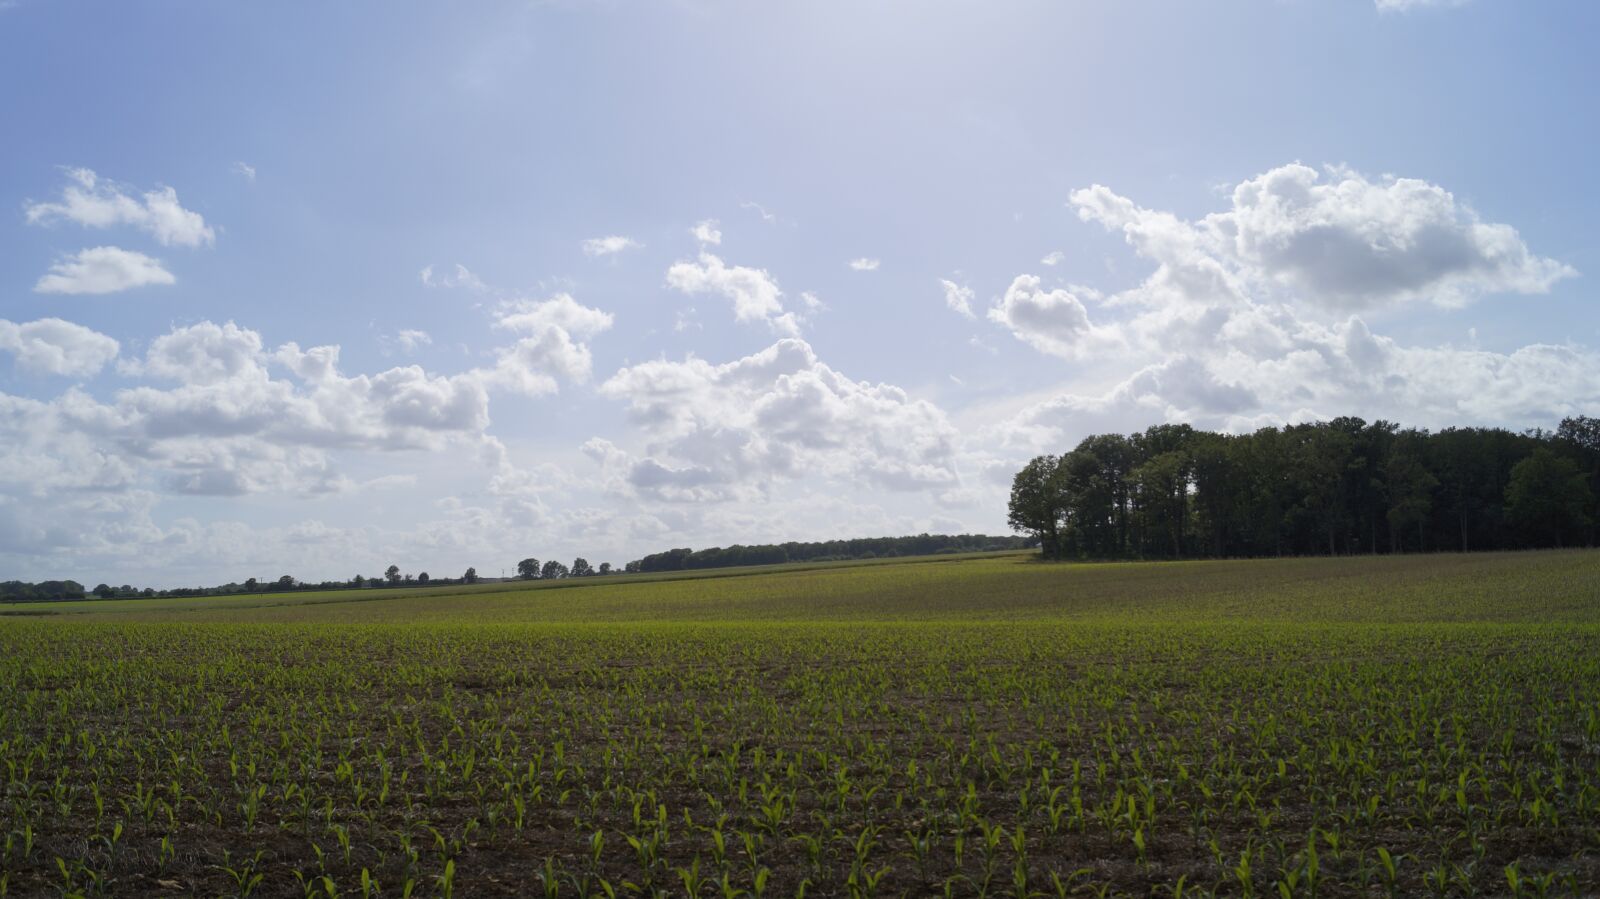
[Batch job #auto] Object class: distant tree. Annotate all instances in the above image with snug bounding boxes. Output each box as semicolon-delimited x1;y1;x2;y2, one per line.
92;583;114;599
403;574;414;584
464;567;479;584
142;587;154;597
541;560;568;580
1008;455;1067;558
385;565;402;584
417;572;430;584
598;562;612;575
244;577;258;592
1506;448;1593;547
1385;442;1438;552
517;558;540;580
571;557;593;577
352;574;366;588
277;575;295;590
1557;416;1600;545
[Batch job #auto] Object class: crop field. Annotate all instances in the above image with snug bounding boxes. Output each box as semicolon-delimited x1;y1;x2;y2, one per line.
3;550;1599;898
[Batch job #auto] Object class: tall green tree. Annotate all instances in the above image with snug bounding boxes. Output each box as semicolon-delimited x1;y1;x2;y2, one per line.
1008;455;1067;558
1384;435;1438;552
1505;449;1593;547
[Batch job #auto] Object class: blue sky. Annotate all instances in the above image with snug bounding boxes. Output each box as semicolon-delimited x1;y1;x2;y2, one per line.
2;0;1597;585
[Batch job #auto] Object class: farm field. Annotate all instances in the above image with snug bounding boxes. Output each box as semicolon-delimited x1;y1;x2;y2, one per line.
2;550;1599;897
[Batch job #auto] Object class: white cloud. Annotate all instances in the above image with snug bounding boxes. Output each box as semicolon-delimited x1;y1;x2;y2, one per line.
999;163;1593;451
691;219;722;245
849;257;880;271
1071;162;1573;311
232;161;257;182
0;319;521;529
0;310;615;582
395;329;432;352
665;252;798;335
420;263;486;290
740;201;778;224
987;274;1120;359
0;318;119;377
481;293;615;396
34;246;175;295
25;168;215;248
582;235;641;257
137;320;265;384
940;279;975;318
597;339;962;501
1041;251;1064;266
496;293;614;338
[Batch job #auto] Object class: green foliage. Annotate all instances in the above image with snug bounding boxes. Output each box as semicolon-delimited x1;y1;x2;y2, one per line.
1011;416;1600;559
629;533;1033;573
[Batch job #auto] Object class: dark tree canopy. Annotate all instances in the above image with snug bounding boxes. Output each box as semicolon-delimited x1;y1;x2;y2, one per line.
626;534;1034;573
1009;417;1600;559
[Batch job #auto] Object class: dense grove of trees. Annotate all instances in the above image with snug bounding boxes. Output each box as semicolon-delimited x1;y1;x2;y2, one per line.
513;558;613;580
4;566;497;603
625;533;1036;573
1009;417;1599;560
0;580;89;602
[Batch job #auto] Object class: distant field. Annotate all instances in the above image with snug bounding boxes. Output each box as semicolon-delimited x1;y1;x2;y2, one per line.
3;550;1598;896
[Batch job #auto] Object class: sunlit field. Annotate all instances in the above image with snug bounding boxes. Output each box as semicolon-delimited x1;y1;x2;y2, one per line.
3;550;1599;897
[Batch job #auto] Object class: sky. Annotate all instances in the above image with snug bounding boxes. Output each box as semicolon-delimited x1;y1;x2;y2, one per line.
2;0;1598;586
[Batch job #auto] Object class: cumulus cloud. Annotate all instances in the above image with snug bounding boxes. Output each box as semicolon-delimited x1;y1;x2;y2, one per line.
1041;251;1064;266
691;219;722;245
999;162;1592;451
940;279;975;318
232;161;257;182
82;321;506;499
0;305;617;581
1072;163;1572;311
0;318;119;377
0;352;462;548
582;235;641;257
481;293;615;396
34;246;175;295
597;339;962;501
849;257;880;271
377;329;433;356
25;168;215;248
987;274;1120;359
665;252;798;335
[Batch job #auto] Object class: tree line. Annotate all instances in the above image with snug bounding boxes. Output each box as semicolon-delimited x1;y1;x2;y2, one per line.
514;557;612;580
1;566;492;604
1009;417;1599;560
625;533;1036;573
